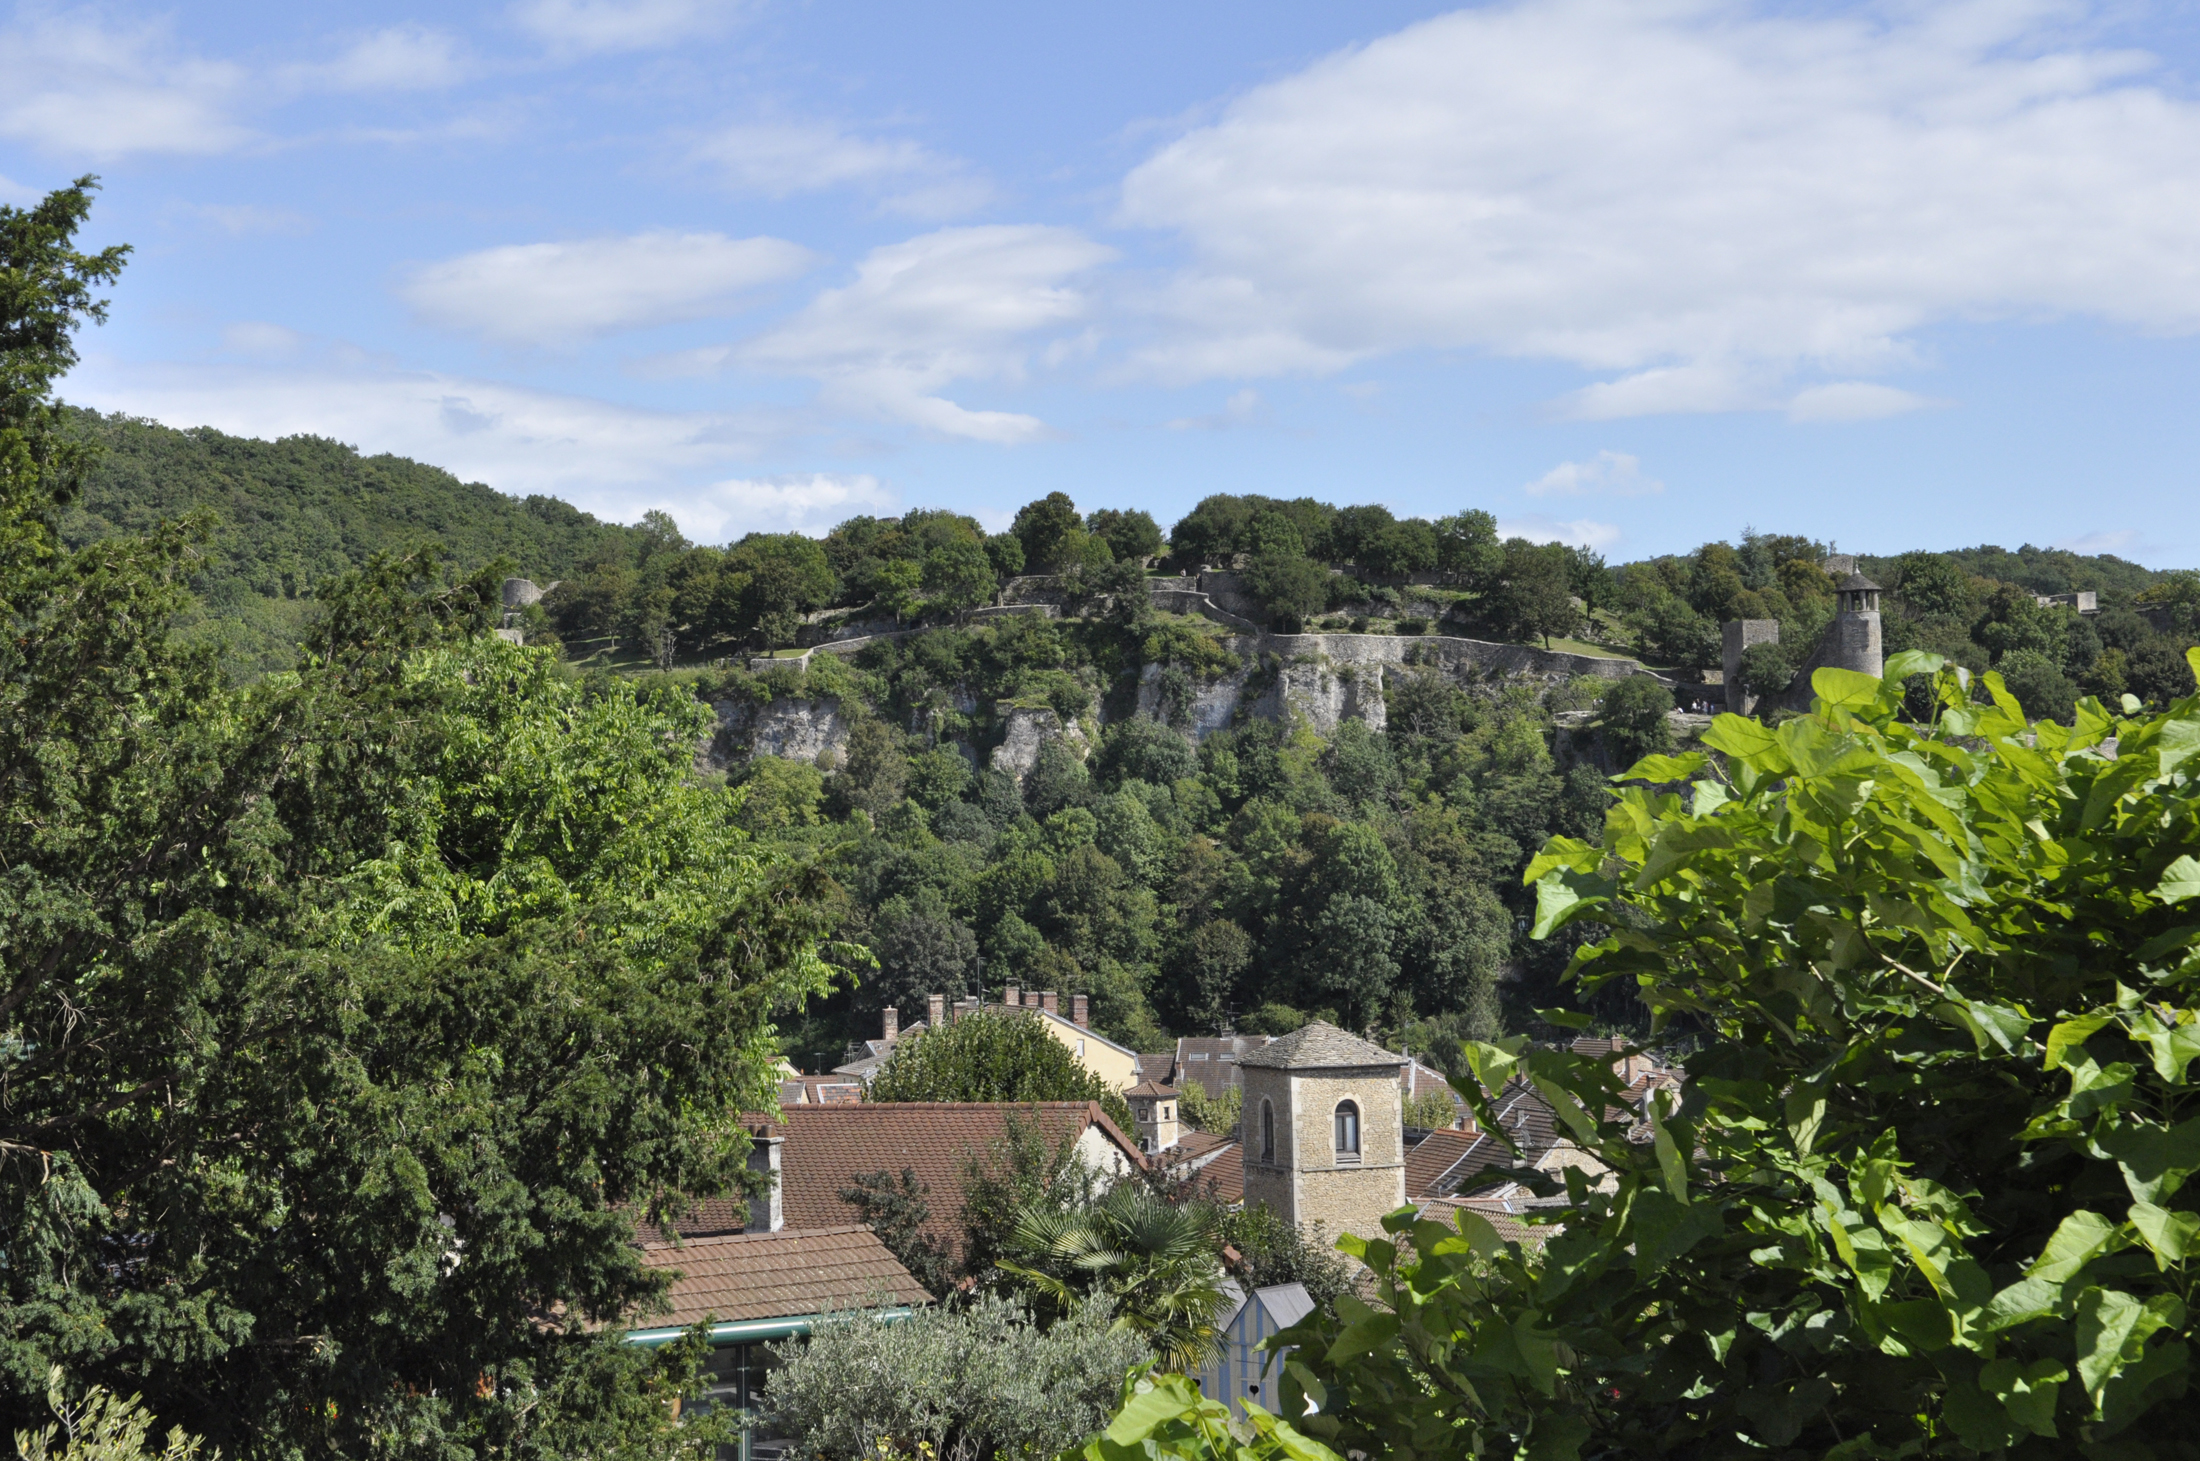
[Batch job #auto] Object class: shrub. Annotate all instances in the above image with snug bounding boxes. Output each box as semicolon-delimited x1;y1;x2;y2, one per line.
1267;654;2200;1458
762;1295;1147;1461
1734;638;1795;700
1597;674;1673;769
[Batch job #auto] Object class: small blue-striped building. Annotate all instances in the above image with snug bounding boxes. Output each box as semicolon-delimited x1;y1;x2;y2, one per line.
1195;1281;1316;1418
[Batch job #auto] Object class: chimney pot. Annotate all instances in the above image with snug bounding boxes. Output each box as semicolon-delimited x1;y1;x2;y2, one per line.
1005;984;1020;1009
883;1006;899;1041
1040;990;1059;1014
1072;993;1089;1027
927;993;945;1028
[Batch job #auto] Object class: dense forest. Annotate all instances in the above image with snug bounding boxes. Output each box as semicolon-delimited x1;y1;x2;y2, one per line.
57;413;2200;1063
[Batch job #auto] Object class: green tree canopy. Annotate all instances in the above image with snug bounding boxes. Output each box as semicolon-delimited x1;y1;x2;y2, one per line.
868;1009;1134;1129
1;182;841;1457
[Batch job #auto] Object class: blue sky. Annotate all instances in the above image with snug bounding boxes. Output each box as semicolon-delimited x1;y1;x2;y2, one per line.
6;0;2199;566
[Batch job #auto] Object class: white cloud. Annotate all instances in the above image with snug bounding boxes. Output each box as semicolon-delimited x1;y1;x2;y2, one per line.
1495;515;1622;552
685;473;898;541
0;173;39;205
2054;529;2139;555
1166;387;1266;431
178;202;314;236
697;120;993;218
304;26;469;92
400;232;815;348
513;0;751;54
1119;0;2200;413
1553;365;1767;421
1785;382;1942;423
220;322;309;358
742;225;1116;443
0;12;249;158
1525;449;1663;498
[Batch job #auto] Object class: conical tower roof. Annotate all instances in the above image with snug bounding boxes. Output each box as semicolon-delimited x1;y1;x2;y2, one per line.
1238;1021;1403;1070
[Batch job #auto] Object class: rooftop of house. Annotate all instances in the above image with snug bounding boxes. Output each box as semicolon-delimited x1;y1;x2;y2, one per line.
1126;1081;1178;1099
640;1225;933;1326
1237;1021;1404;1071
748;1101;1145;1260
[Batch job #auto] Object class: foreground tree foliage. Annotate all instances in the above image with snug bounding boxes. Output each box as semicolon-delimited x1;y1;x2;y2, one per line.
1261;655;2200;1458
3;182;840;1457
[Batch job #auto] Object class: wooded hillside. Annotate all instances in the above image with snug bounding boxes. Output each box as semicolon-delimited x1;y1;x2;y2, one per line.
57;409;646;674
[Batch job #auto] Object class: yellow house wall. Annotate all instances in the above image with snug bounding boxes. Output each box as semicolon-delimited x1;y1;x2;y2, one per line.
1035;1012;1140;1091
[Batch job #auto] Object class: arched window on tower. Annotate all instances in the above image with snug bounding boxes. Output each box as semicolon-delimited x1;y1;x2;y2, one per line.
1334;1100;1361;1164
1259;1099;1275;1163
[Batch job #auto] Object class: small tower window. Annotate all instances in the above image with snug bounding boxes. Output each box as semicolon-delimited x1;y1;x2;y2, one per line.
1259;1099;1275;1163
1334;1100;1361;1163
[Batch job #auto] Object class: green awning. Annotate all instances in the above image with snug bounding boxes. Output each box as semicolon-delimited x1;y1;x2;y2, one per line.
621;1308;919;1349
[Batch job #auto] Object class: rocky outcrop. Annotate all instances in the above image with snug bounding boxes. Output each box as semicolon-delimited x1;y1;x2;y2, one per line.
989;704;1087;783
1134;663;1252;739
698;696;850;772
1245;659;1387;736
1235;631;1648;683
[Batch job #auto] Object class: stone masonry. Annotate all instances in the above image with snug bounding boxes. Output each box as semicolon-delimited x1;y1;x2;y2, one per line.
1238;1023;1407;1244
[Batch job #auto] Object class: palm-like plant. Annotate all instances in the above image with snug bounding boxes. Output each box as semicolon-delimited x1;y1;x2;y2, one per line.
998;1183;1234;1369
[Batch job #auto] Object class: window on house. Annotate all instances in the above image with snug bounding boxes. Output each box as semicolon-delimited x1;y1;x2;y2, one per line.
1335;1100;1361;1162
1075;1039;1085;1055
1260;1099;1275;1163
1191;1052;1209;1060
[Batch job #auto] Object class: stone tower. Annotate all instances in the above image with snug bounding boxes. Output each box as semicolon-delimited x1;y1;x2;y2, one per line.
1239;1022;1406;1243
1825;570;1884;680
1127;1080;1181;1154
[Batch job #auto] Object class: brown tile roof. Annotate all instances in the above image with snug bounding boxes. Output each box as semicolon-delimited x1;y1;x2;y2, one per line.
1417;1197;1553;1249
1409;1080;1567;1199
1239;1021;1403;1071
1126;1081;1177;1098
1167;1129;1234;1164
1177;1144;1242;1205
641;1225;933;1326
1405;1128;1485;1199
762;1102;1144;1260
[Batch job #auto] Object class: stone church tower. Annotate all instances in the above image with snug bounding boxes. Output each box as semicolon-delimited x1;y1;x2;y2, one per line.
1239;1022;1407;1243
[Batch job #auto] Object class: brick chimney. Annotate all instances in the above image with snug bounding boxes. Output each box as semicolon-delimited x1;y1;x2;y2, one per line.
882;1006;898;1041
1072;993;1089;1027
927;993;945;1028
1023;989;1039;1008
1004;983;1020;1010
1040;990;1059;1014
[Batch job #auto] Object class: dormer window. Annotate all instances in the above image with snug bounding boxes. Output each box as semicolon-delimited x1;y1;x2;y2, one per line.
1334;1100;1361;1164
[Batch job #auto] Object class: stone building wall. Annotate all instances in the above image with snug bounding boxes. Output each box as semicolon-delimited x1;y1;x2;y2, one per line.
1238;1063;1407;1243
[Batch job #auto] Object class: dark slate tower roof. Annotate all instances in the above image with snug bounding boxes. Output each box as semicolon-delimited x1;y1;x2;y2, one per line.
1238;1021;1405;1070
1836;571;1883;592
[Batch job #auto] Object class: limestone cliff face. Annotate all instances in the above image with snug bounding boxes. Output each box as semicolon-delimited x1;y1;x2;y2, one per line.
706;624;1661;772
1245;659;1387;736
697;696;849;772
989;704;1088;783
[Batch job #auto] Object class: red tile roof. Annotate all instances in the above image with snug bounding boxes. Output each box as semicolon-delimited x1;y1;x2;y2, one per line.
1405;1128;1486;1199
757;1102;1144;1260
641;1225;933;1325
